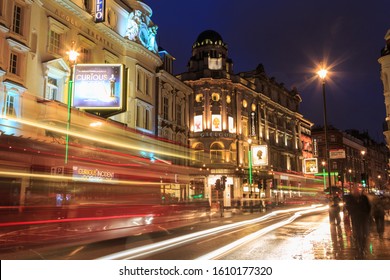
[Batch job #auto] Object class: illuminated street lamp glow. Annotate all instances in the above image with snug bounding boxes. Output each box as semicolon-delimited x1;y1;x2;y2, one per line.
65;45;79;164
317;69;328;80
317;66;332;196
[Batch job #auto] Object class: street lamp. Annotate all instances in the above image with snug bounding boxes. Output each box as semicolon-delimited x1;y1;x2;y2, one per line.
361;150;369;192
65;43;79;164
317;68;332;196
248;138;253;197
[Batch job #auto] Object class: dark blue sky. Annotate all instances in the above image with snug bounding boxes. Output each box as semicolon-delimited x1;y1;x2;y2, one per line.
146;0;390;142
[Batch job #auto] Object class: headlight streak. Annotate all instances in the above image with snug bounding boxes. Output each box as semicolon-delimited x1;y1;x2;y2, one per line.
2;116;191;161
196;205;329;260
97;205;326;260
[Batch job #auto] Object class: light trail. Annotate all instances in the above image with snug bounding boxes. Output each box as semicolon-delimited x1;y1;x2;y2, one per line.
2;115;192;161
196;205;328;260
97;205;326;260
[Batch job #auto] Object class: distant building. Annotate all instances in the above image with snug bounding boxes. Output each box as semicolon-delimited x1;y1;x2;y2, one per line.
312;126;388;192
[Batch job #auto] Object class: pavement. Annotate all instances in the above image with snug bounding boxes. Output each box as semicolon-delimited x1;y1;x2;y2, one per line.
210;204;390;260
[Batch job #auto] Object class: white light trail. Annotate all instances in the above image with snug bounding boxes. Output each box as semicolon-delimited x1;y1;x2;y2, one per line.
97;205;327;260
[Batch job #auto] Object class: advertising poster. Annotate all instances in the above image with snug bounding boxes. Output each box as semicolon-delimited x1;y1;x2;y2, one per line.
303;158;318;174
211;114;222;131
251;145;268;166
228;116;235;133
194;115;203;132
73;64;123;110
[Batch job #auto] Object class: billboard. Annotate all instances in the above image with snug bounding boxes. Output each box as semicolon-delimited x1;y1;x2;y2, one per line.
72;64;123;110
303;158;318;174
251;145;268;166
329;149;346;159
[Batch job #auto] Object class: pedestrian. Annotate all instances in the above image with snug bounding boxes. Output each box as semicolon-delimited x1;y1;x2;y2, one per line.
328;195;341;225
372;196;385;239
346;187;371;259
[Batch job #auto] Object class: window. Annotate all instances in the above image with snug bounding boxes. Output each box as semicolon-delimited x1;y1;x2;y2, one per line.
5;94;15;116
83;0;92;12
48;30;61;54
145;76;150;95
136;102;152;131
229;143;237;163
210;142;224;163
0;0;4;17
45;77;58;100
12;4;23;35
78;34;96;63
137;71;141;91
176;104;182;126
163;97;169;120
9;52;18;75
193;143;204;163
47;17;69;55
80;47;91;63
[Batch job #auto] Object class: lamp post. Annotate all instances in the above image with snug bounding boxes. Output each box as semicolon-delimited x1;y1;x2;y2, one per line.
247;138;253;213
361;150;369;192
65;44;79;164
318;68;332;197
248;138;253;194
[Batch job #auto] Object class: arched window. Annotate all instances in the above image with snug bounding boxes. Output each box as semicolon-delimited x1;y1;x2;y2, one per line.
229;143;237;163
210;142;224;163
193;143;204;164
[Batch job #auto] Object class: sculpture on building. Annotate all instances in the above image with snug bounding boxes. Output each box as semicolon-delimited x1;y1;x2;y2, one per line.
124;9;159;54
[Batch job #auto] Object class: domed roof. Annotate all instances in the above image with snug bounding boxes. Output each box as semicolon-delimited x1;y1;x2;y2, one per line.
193;30;227;49
196;30;223;44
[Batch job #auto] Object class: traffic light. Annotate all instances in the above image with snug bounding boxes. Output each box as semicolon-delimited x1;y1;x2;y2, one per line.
257;180;263;190
221;176;227;191
215;179;221;190
361;173;366;187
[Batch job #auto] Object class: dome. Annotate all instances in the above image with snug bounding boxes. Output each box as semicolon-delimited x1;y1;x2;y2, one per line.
196;30;223;43
193;30;226;48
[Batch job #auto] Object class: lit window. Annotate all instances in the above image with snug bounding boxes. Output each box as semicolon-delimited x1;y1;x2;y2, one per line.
46;77;58;100
5;94;15;116
210;142;224;163
195;93;203;102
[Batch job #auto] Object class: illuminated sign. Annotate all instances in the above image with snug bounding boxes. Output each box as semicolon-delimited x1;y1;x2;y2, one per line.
228;116;235;133
72;64;123;110
251;145;268;166
211;114;222;131
303;158;318;174
194;115;203;132
95;0;105;23
73;166;114;182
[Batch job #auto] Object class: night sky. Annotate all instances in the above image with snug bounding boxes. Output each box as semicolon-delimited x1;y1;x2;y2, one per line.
146;0;389;142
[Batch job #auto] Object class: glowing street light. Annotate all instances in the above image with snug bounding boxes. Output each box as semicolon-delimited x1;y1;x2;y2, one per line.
317;67;332;196
65;43;79;164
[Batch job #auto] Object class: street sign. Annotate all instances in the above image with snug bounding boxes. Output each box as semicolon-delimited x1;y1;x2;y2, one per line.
329;149;346;159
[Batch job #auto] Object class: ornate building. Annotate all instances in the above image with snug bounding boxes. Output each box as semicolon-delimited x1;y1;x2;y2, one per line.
0;0;194;205
178;30;315;208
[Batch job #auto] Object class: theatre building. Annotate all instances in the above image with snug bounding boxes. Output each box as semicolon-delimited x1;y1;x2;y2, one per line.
178;30;317;209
